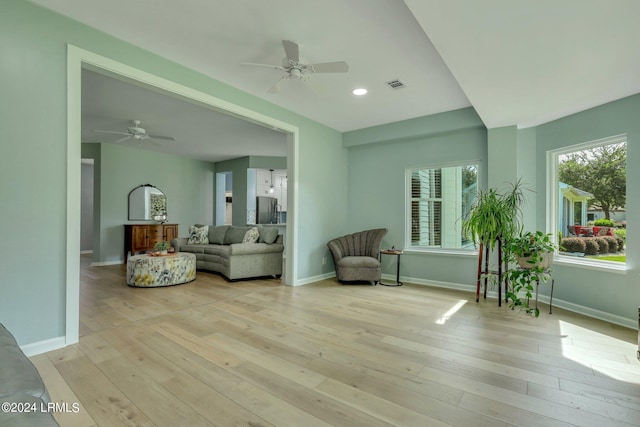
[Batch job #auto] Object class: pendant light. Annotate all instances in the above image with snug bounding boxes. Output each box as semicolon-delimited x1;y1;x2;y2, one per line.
269;169;275;194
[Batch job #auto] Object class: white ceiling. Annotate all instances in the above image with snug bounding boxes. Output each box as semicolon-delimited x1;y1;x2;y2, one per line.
32;0;640;160
404;0;640;129
82;69;288;163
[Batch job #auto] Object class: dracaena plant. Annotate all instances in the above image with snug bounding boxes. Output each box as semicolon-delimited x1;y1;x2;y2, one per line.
462;180;525;250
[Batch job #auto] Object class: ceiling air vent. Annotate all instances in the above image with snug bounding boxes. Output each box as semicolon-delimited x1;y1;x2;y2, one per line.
385;79;406;90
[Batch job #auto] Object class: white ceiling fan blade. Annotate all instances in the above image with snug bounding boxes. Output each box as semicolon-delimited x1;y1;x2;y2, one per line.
112;136;132;143
242;62;287;71
147;134;175;141
94;129;130;135
309;61;349;73
268;76;289;94
282;40;299;63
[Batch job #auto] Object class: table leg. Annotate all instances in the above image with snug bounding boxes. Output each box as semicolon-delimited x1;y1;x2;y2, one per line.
379;253;403;286
549;278;554;314
535;278;539;314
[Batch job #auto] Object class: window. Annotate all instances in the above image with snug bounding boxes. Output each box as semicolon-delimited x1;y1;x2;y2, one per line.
548;135;627;266
407;163;478;250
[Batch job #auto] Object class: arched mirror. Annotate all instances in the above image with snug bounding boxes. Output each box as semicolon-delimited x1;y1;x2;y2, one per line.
128;184;167;221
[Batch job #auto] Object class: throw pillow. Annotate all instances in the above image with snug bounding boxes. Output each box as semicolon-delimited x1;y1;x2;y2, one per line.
188;225;209;244
242;227;260;244
258;225;279;244
208;225;229;244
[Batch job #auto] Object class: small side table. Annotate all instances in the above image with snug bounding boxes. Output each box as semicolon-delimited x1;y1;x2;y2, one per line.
379;249;403;286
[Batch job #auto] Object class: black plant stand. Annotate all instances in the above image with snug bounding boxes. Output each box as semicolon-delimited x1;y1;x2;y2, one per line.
476;238;507;306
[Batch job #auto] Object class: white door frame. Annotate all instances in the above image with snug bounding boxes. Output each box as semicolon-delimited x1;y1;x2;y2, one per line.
66;45;299;345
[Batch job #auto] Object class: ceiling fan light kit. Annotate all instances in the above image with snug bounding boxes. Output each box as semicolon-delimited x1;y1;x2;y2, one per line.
243;40;349;94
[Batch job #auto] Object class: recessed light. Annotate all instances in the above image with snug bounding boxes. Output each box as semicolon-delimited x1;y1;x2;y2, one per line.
352;88;368;96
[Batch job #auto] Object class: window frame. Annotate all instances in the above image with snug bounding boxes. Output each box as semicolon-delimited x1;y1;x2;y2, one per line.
405;160;480;255
546;134;627;272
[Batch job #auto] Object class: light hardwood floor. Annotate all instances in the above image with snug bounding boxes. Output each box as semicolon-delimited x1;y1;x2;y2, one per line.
30;254;640;426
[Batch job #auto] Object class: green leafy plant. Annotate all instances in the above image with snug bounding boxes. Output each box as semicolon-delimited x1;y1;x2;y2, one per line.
506;231;556;317
593;218;615;227
154;240;170;251
462;180;526;250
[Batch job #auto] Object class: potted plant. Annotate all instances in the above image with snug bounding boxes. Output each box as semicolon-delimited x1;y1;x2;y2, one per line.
506;231;556;317
462;180;526;303
154;240;170;255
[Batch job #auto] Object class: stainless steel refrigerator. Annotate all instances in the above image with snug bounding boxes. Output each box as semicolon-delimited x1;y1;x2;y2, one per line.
256;196;277;224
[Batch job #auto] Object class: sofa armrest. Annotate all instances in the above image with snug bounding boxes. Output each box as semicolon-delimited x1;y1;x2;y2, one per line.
327;239;344;262
170;237;189;252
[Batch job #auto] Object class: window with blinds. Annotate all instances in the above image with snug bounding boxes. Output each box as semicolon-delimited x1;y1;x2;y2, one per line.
408;164;477;250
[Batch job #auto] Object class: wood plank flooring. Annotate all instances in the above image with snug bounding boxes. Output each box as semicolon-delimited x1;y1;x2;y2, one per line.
30;255;640;426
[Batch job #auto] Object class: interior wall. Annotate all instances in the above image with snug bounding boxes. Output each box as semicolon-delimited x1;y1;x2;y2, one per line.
97;143;215;263
80;161;94;252
344;107;488;285
215;156;287;226
532;93;640;324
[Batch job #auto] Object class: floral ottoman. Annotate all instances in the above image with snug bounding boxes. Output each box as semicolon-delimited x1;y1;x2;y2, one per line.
126;252;196;287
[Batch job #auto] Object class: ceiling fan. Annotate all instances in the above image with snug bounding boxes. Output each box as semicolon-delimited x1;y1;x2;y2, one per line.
93;119;175;144
243;40;349;93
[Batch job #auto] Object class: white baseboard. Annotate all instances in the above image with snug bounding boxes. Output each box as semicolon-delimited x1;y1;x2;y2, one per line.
21;336;66;357
386;273;637;330
91;260;124;266
294;271;335;286
544;297;636;329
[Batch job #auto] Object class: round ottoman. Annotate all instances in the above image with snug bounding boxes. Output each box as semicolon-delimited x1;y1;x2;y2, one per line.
126;252;196;287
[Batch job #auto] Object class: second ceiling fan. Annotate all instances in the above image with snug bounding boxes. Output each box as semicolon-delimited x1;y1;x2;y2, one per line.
94;119;175;144
244;40;349;94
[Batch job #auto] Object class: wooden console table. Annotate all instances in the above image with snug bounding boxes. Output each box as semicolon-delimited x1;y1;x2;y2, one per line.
124;224;178;262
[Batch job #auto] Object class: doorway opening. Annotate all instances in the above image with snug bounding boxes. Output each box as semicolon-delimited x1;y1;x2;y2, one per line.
67;45;299;345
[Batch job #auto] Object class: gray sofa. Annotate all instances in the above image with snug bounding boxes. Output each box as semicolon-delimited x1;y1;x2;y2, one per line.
171;225;284;281
0;324;59;427
327;228;388;285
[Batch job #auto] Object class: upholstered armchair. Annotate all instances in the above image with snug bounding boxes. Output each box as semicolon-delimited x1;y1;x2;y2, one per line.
327;228;388;285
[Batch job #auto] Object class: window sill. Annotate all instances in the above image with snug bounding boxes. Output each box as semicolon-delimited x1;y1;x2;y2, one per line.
404;248;478;257
553;255;627;274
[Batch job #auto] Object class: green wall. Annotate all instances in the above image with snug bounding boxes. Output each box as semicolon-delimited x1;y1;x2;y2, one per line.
344;108;488;285
0;0;347;346
533;94;640;323
94;143;215;263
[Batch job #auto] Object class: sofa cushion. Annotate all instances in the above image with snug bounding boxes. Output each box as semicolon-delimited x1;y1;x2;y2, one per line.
257;226;279;244
203;245;231;256
230;242;284;255
208;225;229;244
243;227;260;243
224;226;252;244
188;225;209;244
